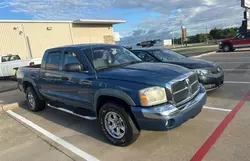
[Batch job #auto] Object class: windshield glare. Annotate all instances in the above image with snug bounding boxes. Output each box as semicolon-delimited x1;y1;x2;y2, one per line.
83;46;142;70
149;49;186;62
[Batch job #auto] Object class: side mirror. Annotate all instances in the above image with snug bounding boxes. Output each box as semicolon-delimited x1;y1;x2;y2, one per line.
64;63;82;72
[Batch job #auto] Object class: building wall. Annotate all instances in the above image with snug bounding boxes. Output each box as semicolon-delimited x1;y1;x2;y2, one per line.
0;22;114;59
71;24;114;44
22;22;73;58
0;23;29;59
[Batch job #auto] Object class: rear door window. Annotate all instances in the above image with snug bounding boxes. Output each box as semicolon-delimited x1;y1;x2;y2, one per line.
46;52;61;70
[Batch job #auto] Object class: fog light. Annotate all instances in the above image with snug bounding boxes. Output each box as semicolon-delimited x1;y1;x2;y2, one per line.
165;121;169;127
165;119;175;128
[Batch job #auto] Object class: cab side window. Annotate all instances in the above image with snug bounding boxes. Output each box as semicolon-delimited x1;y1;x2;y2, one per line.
62;51;85;71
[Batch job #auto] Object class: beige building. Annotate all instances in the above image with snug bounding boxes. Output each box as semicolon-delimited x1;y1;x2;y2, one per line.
0;19;125;59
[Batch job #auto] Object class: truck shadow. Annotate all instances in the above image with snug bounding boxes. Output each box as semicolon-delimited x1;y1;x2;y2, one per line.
231;49;250;53
0;77;18;93
18;102;110;145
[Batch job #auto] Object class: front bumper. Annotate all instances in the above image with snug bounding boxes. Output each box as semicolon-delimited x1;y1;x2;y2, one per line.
198;72;224;90
131;85;207;131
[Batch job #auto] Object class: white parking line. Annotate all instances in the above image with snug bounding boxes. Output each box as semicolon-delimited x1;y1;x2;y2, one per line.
203;106;232;112
217;62;250;64
223;69;250;71
224;81;250;84
7;110;100;161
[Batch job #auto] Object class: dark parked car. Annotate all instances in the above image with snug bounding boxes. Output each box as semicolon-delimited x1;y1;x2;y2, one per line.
17;44;206;146
131;49;224;91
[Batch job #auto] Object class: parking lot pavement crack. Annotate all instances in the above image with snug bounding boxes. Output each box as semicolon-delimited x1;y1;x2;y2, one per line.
7;113;76;161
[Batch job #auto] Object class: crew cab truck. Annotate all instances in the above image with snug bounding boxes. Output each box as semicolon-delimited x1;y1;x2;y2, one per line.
219;32;250;52
17;44;207;146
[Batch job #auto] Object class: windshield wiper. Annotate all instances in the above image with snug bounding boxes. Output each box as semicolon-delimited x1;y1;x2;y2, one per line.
120;61;142;66
96;61;142;71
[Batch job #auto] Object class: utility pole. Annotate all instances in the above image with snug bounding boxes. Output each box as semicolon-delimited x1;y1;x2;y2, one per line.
172;23;175;48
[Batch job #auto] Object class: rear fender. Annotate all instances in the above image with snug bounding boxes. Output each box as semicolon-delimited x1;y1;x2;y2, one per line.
23;77;44;100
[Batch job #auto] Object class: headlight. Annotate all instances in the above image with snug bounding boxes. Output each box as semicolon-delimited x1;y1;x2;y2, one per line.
139;87;167;106
194;69;209;76
219;42;222;45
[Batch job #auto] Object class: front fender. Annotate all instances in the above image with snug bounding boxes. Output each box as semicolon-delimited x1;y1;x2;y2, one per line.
94;88;135;109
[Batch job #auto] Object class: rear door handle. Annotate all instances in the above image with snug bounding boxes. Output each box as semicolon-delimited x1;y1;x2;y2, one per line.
60;77;69;81
79;80;92;85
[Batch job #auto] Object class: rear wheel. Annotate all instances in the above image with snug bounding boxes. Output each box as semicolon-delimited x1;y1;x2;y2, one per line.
99;102;140;146
26;87;45;111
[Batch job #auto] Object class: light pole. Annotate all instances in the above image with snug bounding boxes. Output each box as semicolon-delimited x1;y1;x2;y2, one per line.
206;27;208;44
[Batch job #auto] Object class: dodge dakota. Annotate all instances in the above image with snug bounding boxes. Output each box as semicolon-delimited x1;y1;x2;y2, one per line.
17;44;206;146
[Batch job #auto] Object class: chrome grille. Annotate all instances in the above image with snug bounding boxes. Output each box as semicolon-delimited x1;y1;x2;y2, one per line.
174;89;189;103
172;74;199;106
189;74;197;84
172;80;186;92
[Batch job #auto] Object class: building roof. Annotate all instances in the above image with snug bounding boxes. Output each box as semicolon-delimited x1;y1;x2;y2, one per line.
73;19;125;25
0;19;126;25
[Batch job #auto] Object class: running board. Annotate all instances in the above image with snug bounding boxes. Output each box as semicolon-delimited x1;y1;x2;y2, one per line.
47;103;97;120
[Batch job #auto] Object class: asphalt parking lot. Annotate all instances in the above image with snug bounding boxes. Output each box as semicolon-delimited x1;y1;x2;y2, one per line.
1;50;250;161
0;77;17;93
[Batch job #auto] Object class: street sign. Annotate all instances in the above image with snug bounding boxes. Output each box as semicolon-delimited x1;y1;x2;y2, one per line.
242;0;250;9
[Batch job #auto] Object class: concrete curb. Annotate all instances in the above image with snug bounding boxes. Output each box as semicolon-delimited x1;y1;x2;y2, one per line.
0;101;25;112
192;51;217;58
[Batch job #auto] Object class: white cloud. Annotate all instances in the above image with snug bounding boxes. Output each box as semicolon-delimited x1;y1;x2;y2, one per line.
0;0;244;44
2;0;115;19
116;0;243;44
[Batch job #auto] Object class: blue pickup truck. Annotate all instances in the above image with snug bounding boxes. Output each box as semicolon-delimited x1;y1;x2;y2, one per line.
17;44;207;146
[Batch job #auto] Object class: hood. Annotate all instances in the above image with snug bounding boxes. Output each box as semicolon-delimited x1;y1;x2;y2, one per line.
97;63;191;86
167;58;217;69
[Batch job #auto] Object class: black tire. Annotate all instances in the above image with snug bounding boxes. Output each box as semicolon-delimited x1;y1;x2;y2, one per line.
26;87;45;111
222;44;231;52
99;102;140;146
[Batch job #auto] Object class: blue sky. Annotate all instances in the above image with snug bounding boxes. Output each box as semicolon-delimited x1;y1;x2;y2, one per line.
0;0;243;45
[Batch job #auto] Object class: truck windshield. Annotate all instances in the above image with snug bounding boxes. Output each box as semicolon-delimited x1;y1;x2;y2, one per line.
1;55;21;62
83;46;142;70
149;49;186;62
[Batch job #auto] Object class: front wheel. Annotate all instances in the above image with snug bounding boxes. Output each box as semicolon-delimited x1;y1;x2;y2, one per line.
99;102;140;146
223;45;231;52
